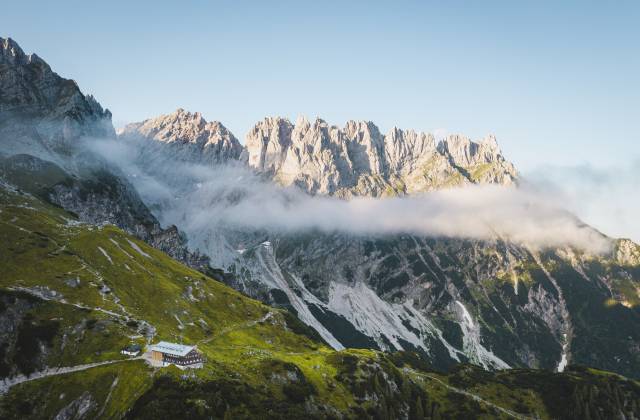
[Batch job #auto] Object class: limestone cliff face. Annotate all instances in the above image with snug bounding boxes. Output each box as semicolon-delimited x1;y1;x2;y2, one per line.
242;116;517;197
122;110;517;198
0;37;114;157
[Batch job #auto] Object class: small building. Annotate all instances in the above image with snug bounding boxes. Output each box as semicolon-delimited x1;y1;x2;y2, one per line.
149;341;204;369
121;344;142;357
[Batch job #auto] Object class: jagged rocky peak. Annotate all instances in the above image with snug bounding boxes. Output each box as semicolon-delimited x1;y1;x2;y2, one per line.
0;37;113;132
244;115;518;197
438;134;503;167
118;108;243;164
117;107;515;196
1;37;26;61
244;116;391;195
1;37;52;72
0;37;114;159
383;126;436;174
243;116;294;172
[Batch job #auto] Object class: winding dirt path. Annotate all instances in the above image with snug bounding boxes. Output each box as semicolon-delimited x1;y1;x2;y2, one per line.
408;368;535;420
0;357;142;393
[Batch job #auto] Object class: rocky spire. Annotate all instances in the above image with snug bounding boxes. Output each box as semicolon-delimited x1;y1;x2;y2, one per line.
0;37;111;120
242;116;294;173
1;37;26;62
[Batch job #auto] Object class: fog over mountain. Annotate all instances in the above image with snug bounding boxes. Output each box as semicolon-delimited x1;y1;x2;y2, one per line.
87;134;610;254
111;108;638;247
526;162;640;243
83;125;639;377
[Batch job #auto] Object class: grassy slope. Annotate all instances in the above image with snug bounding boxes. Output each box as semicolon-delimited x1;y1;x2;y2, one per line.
0;185;638;419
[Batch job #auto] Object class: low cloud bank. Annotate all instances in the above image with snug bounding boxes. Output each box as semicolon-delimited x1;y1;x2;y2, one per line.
218;184;609;252
87;139;613;254
525;162;640;244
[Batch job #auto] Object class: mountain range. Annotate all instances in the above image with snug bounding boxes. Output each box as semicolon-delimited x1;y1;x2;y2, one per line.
1;37;639;419
116;106;639;378
118;107;517;197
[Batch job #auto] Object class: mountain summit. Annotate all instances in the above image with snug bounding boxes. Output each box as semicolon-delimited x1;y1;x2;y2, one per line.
243;116;517;196
121;111;517;197
118;108;243;165
0;37;114;156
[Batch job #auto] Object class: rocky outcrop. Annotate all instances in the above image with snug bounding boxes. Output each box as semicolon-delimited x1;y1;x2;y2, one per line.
53;391;96;420
0;290;59;379
242;116;517;197
118;109;243;165
616;238;640;266
0;37;114;158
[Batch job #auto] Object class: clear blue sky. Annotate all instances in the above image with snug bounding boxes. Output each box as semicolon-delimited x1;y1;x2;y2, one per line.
3;0;639;170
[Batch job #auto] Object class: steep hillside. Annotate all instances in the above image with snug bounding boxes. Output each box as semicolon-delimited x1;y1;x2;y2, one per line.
193;226;638;379
0;183;638;419
0;152;212;272
0;38;216;274
272;233;640;375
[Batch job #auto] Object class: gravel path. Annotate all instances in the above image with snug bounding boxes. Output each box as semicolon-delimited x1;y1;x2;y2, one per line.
0;357;141;393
